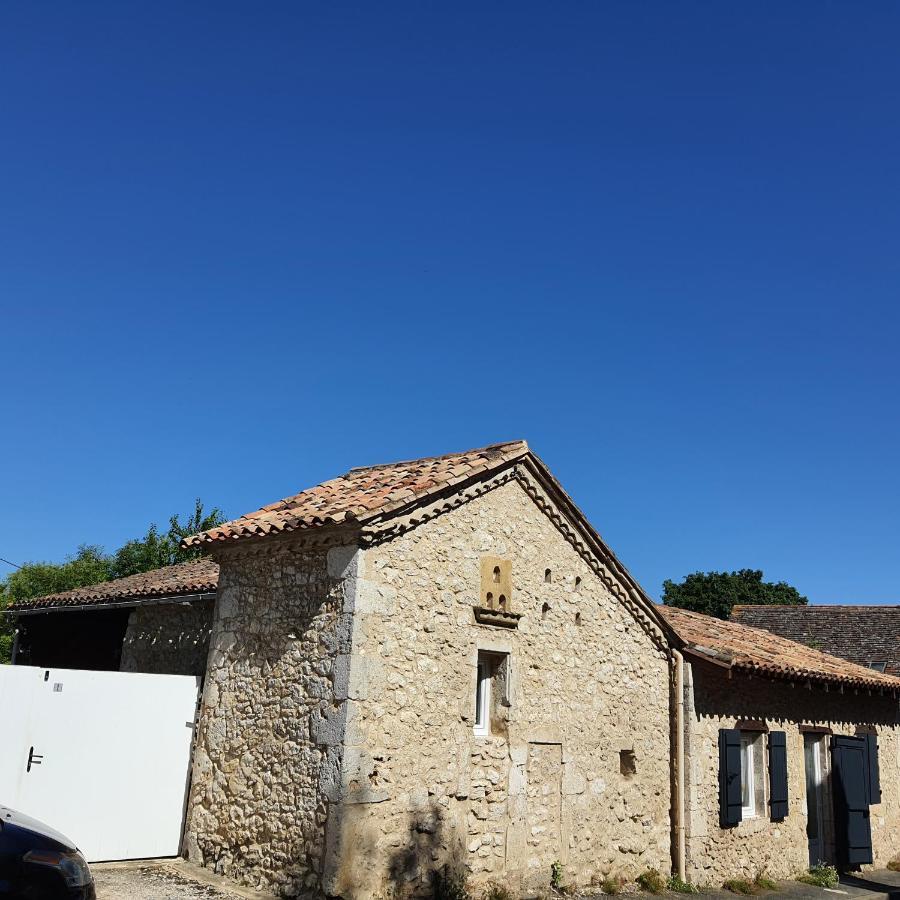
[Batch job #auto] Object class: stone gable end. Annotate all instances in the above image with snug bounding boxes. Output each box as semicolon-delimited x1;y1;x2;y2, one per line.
325;476;672;897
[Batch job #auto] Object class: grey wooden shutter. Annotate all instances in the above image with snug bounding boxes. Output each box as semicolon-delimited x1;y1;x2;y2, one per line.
767;731;789;820
864;733;881;804
832;736;874;866
718;728;742;827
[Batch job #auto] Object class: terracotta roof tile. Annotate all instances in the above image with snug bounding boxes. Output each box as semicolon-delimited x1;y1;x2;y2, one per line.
183;441;530;547
659;605;900;691
9;558;220;611
731;605;900;676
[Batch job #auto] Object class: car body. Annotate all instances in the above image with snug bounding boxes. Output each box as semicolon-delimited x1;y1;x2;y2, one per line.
0;806;95;899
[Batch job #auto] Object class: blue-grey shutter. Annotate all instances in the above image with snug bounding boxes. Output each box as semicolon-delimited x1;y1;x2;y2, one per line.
767;731;789;820
718;728;742;828
864;734;881;804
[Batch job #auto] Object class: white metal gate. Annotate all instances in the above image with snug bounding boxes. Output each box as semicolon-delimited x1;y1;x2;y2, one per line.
0;664;200;862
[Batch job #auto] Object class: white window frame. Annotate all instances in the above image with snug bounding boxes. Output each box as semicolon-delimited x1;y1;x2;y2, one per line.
741;732;765;819
474;660;491;737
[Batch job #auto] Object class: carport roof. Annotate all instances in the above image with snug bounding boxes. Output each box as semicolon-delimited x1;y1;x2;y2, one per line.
7;557;219;611
659;605;900;692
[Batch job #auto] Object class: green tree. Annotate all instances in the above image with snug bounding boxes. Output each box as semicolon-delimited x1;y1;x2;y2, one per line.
662;569;807;620
109;499;225;579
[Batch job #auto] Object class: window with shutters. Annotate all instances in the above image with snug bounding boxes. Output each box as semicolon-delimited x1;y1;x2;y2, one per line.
740;731;766;818
473;651;510;737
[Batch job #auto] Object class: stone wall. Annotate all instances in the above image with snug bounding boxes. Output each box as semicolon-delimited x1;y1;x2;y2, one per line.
324;477;673;898
683;659;900;885
120;599;215;676
183;538;359;897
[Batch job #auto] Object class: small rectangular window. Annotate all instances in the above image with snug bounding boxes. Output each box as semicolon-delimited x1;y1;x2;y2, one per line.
474;659;490;736
741;731;766;818
473;651;509;737
868;662;887;673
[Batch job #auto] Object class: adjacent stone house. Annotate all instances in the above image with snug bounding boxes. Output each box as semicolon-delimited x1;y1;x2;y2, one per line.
731;605;900;676
660;606;900;884
6;440;900;898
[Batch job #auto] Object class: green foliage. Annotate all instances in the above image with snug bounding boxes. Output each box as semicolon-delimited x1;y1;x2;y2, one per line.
636;869;666;894
667;874;699;893
599;874;625;895
550;861;563;890
722;878;757;895
480;882;512;900
796;864;838;888
662;569;807;620
754;872;777;891
888;857;900;873
109;499;225;578
0;500;225;663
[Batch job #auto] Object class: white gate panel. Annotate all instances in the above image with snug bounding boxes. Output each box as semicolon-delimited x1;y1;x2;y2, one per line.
0;665;199;862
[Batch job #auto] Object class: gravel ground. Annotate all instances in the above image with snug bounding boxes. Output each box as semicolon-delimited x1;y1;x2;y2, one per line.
93;863;268;900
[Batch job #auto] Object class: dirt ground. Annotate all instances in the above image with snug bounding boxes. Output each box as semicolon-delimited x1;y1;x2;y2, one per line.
92;861;274;900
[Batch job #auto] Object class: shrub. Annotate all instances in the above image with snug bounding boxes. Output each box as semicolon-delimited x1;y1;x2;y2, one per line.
722;878;757;895
636;869;667;894
667;874;699;893
754;872;777;891
600;874;626;895
796;864;838;889
481;883;512;900
550;861;563;890
888;857;900;873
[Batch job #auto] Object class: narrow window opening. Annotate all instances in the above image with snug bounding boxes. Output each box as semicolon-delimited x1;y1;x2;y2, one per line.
498;594;507;610
473;651;510;737
740;731;766;818
541;602;551;620
575;612;582;626
574;576;582;589
492;566;501;583
544;569;552;583
486;592;493;608
620;749;636;777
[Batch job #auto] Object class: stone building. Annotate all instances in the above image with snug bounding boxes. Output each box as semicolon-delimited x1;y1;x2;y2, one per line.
660;606;900;884
179;441;674;897
7;440;900;897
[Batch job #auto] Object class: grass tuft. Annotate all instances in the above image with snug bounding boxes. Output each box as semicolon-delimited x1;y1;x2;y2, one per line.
636;869;667;894
722;878;758;895
667;874;700;893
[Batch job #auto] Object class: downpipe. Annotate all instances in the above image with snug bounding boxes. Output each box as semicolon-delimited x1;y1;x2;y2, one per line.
672;649;686;881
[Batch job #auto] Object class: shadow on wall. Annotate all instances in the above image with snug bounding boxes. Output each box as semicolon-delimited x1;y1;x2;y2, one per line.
329;800;468;900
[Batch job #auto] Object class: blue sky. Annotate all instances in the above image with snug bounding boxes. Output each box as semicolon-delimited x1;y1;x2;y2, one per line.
1;3;898;602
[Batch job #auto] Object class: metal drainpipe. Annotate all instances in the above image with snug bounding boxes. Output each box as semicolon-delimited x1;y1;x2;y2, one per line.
673;649;686;881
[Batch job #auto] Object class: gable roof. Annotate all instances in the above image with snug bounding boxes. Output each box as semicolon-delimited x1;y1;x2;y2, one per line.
182;440;670;647
184;441;530;547
731;604;900;676
8;558;220;612
659;605;900;691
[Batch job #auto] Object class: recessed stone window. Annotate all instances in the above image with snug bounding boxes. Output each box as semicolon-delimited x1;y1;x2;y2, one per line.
474;650;510;738
544;568;552;583
620;749;637;777
542;602;551;620
575;612;582;627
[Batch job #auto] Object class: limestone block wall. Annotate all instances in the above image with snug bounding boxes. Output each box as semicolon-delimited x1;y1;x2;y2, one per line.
324;478;672;898
683;660;900;885
120;598;215;676
183;539;358;898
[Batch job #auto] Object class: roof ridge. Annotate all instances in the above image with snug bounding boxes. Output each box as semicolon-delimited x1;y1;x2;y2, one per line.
347;440;528;473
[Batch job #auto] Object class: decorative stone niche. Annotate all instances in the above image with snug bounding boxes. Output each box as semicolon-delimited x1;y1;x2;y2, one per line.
475;556;521;628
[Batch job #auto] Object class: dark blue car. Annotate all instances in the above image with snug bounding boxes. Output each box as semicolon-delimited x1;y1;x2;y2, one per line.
0;807;95;899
